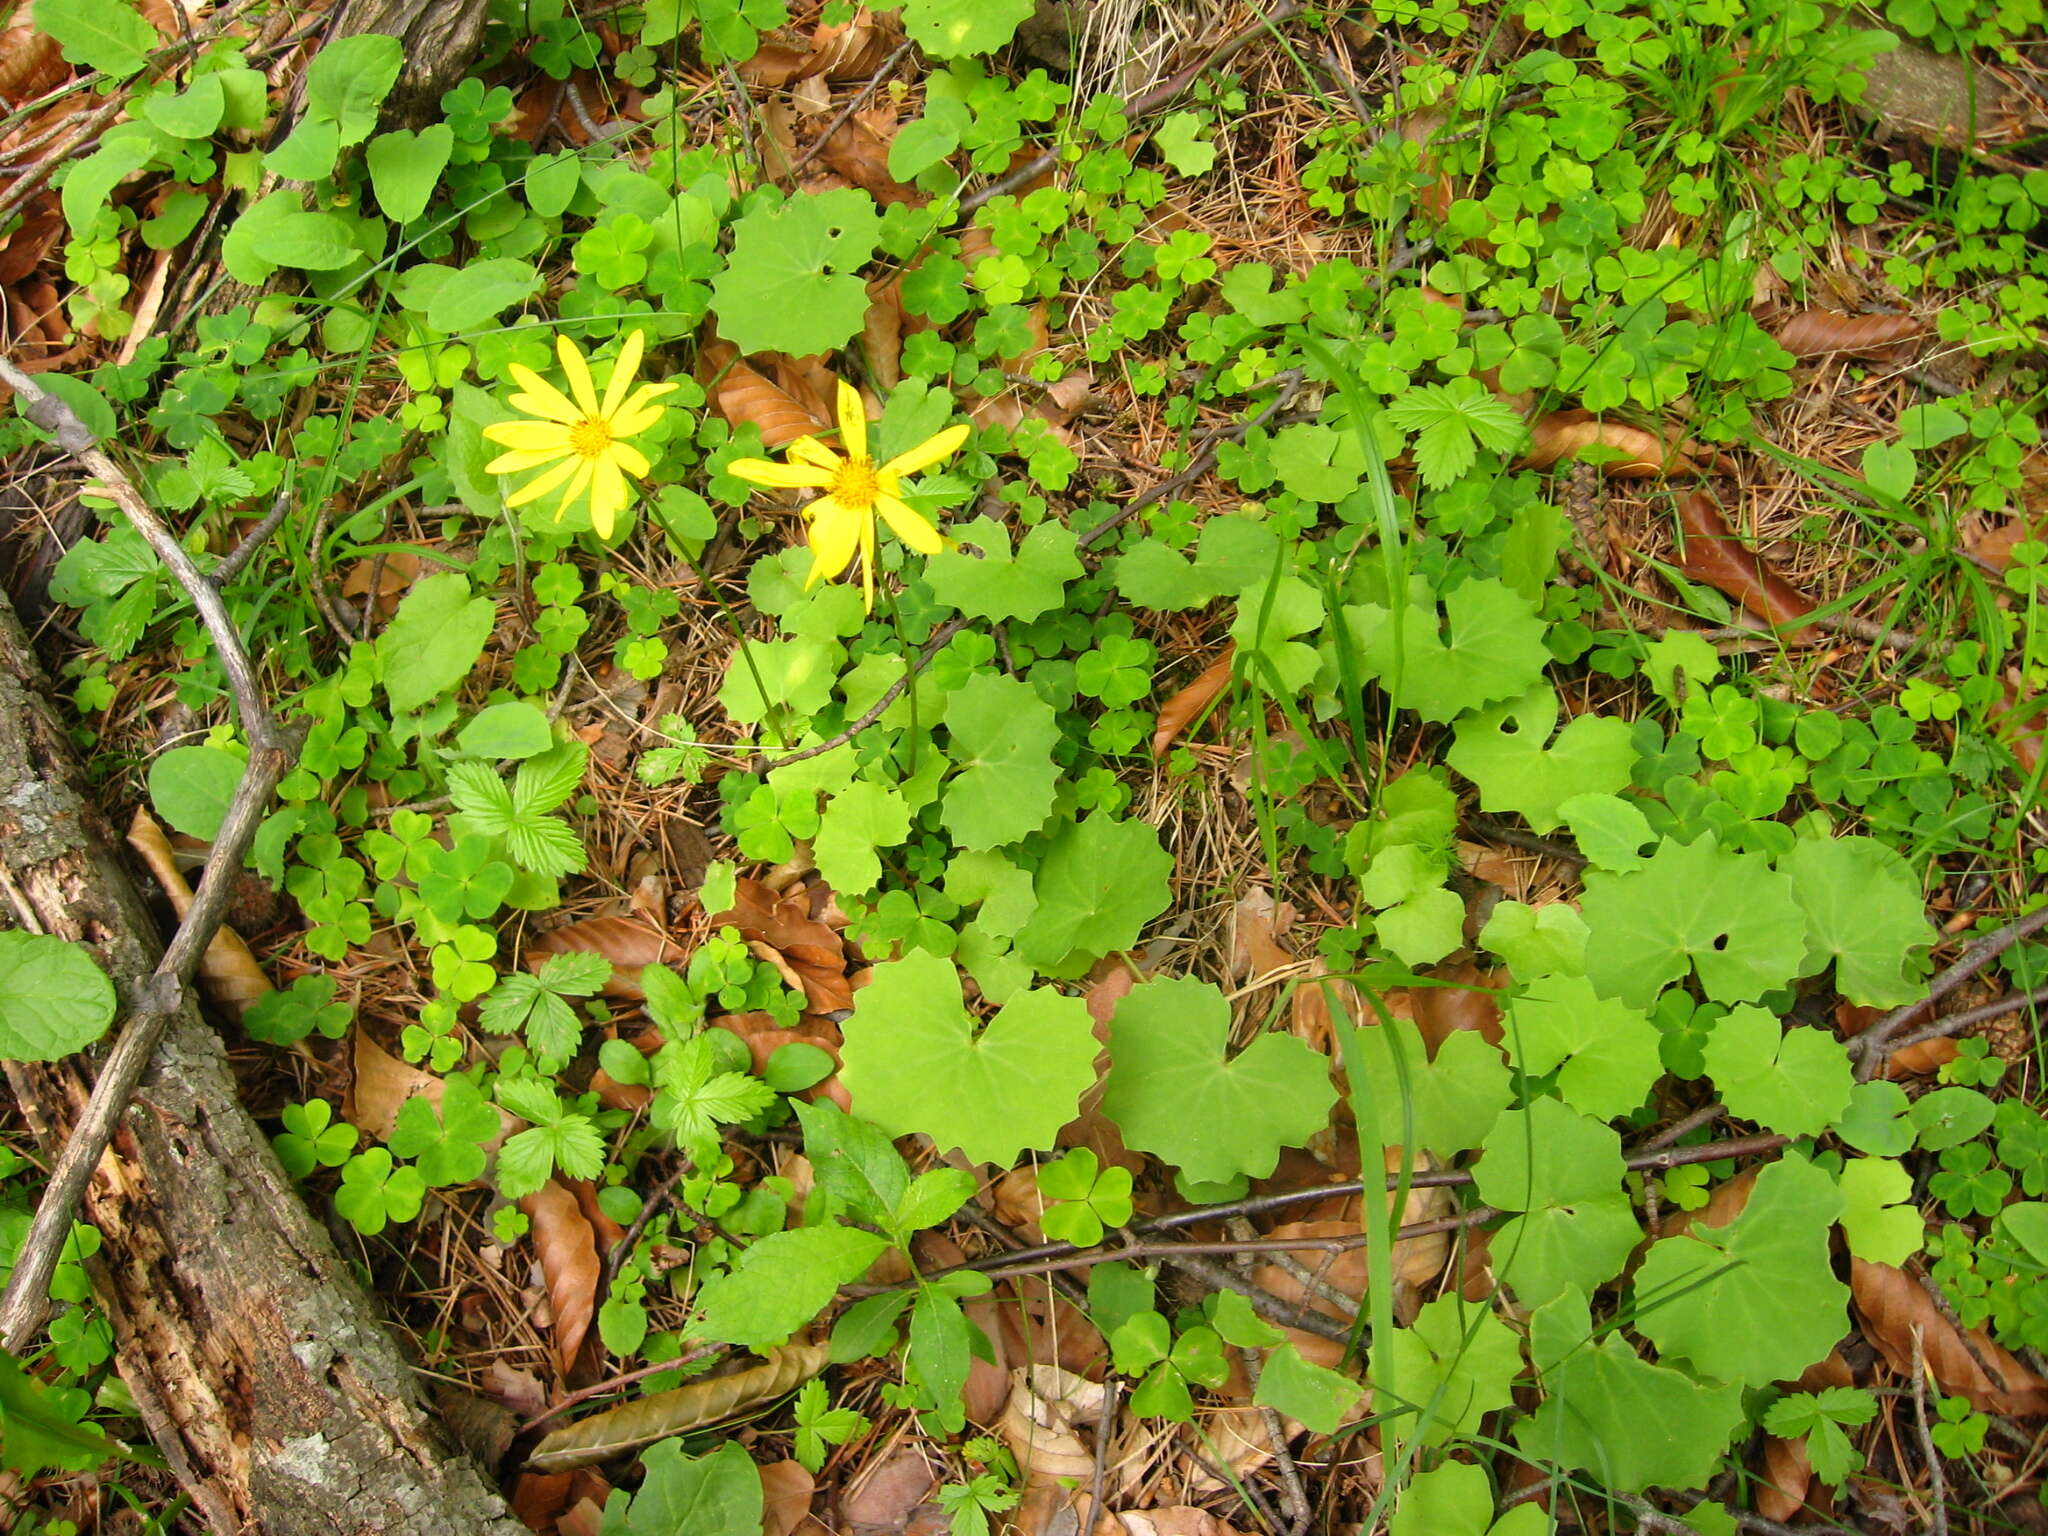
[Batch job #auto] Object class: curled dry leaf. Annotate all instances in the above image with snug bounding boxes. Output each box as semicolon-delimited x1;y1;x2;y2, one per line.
998;1365;1104;1536
1098;1510;1244;1536
1770;308;1927;360
1522;409;1718;478
1756;1433;1814;1523
526;915;677;1000
1229;885;1298;982
1390;962;1507;1055
1850;1258;2048;1415
125;809;271;1023
340;549;423;623
522;1179;602;1374
346;1031;521;1149
527;1344;830;1472
863;274;907;391
1674;491;1816;639
819;115;921;206
0;23;66;105
1152;644;1235;758
760;1459;817;1536
700;337;832;440
803;11;902;80
0;203;63;289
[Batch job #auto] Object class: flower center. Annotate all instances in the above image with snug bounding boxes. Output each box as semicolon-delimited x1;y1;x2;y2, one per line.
831;457;879;508
568;416;613;460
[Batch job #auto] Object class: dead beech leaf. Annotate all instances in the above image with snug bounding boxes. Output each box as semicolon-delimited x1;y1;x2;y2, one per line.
1102;1511;1243;1536
1756;1434;1814;1523
998;1365;1105;1536
863;274;906;390
1850;1258;2048;1415
700;337;832;440
719;879;852;1012
1674;491;1815;638
1771;308;1926;360
842;1445;937;1530
340;549;423;621
526;915;677;999
125;809;271;1023
1391;962;1507;1055
0;23;67;105
347;1030;441;1141
738;40;809;87
522;1179;602;1374
1229;886;1298;983
760;1459;816;1536
1522;409;1716;478
527;1344;829;1472
1152;644;1235;757
1835;1000;1958;1078
818;116;921;206
802;11;901;80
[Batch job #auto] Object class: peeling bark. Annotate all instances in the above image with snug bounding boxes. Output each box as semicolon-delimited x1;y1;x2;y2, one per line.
0;593;523;1536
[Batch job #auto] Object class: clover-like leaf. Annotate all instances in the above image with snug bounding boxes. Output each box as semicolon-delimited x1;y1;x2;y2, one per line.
1837;1157;1924;1266
1102;977;1337;1185
1701;1004;1852;1139
1349;578;1549;723
1506;974;1663;1121
1631;1152;1849;1388
941;673;1059;850
1580;835;1806;1007
1447;685;1637;833
711;188;881;358
838;951;1097;1166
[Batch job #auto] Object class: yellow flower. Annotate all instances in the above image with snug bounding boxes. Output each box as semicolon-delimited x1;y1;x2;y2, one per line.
483;330;677;540
728;379;968;611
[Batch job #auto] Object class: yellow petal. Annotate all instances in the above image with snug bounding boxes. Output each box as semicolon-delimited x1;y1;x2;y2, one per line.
590;458;629;539
805;499;861;584
834;378;868;463
507;364;583;425
881;423;970;479
557;334;600;416
503;453;585;509
859;504;876;612
484;419;574;452
728;457;835;489
486;445;574;474
609;441;651;478
609;400;668;438
601;329;646;420
874;492;944;555
787;436;841;472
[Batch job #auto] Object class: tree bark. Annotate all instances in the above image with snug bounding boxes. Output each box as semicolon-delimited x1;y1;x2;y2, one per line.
328;0;493;130
0;593;524;1536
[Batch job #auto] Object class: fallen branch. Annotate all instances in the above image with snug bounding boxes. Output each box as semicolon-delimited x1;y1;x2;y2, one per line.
1849;899;2048;1078
0;356;302;1350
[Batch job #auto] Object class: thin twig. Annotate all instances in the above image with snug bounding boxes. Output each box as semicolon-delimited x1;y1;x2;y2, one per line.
1872;982;2048;1066
1238;1346;1313;1536
211;486;294;587
1912;1326;1950;1536
1082;1377;1119;1536
1851;901;2048;1077
0;359;302;1350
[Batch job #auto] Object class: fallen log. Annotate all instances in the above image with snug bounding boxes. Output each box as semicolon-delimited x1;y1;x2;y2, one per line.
0;591;523;1535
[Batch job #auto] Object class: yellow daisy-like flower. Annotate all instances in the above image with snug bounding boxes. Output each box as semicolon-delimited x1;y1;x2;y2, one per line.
728;379;968;611
483;330;677;540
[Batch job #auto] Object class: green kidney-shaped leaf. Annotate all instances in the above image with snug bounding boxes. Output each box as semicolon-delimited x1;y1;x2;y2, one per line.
892;0;1036;58
1014;814;1172;979
1701;1004;1852;1139
0;932;117;1062
1782;834;1932;1007
426;256;541;335
377;572;495;715
1474;1097;1637;1307
1447;685;1637;834
1580;834;1805;1007
146;744;244;841
711;188;881;357
1520;1284;1747;1493
1349;578;1549;723
1631;1153;1849;1388
1507;973;1662;1121
1101;977;1336;1185
940;672;1059;850
1338;1016;1512;1161
1374;1293;1522;1448
838;950;1097;1166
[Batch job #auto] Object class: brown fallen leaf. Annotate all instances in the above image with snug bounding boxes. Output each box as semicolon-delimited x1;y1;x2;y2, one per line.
819;115;922;206
998;1365;1104;1536
1152;644;1235;757
1850;1258;2048;1415
1522;410;1717;478
1098;1511;1244;1536
760;1459;816;1536
526;915;677;1000
1834;1000;1959;1078
522;1179;602;1374
863;274;907;391
1390;962;1507;1056
1771;308;1926;360
841;1444;937;1530
527;1345;830;1472
1994;678;2047;782
1756;1433;1814;1523
125;809;271;1023
718;879;853;1013
0;21;67;105
700;337;833;437
1254;1175;1451;1367
1674;491;1815;639
347;1030;441;1141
